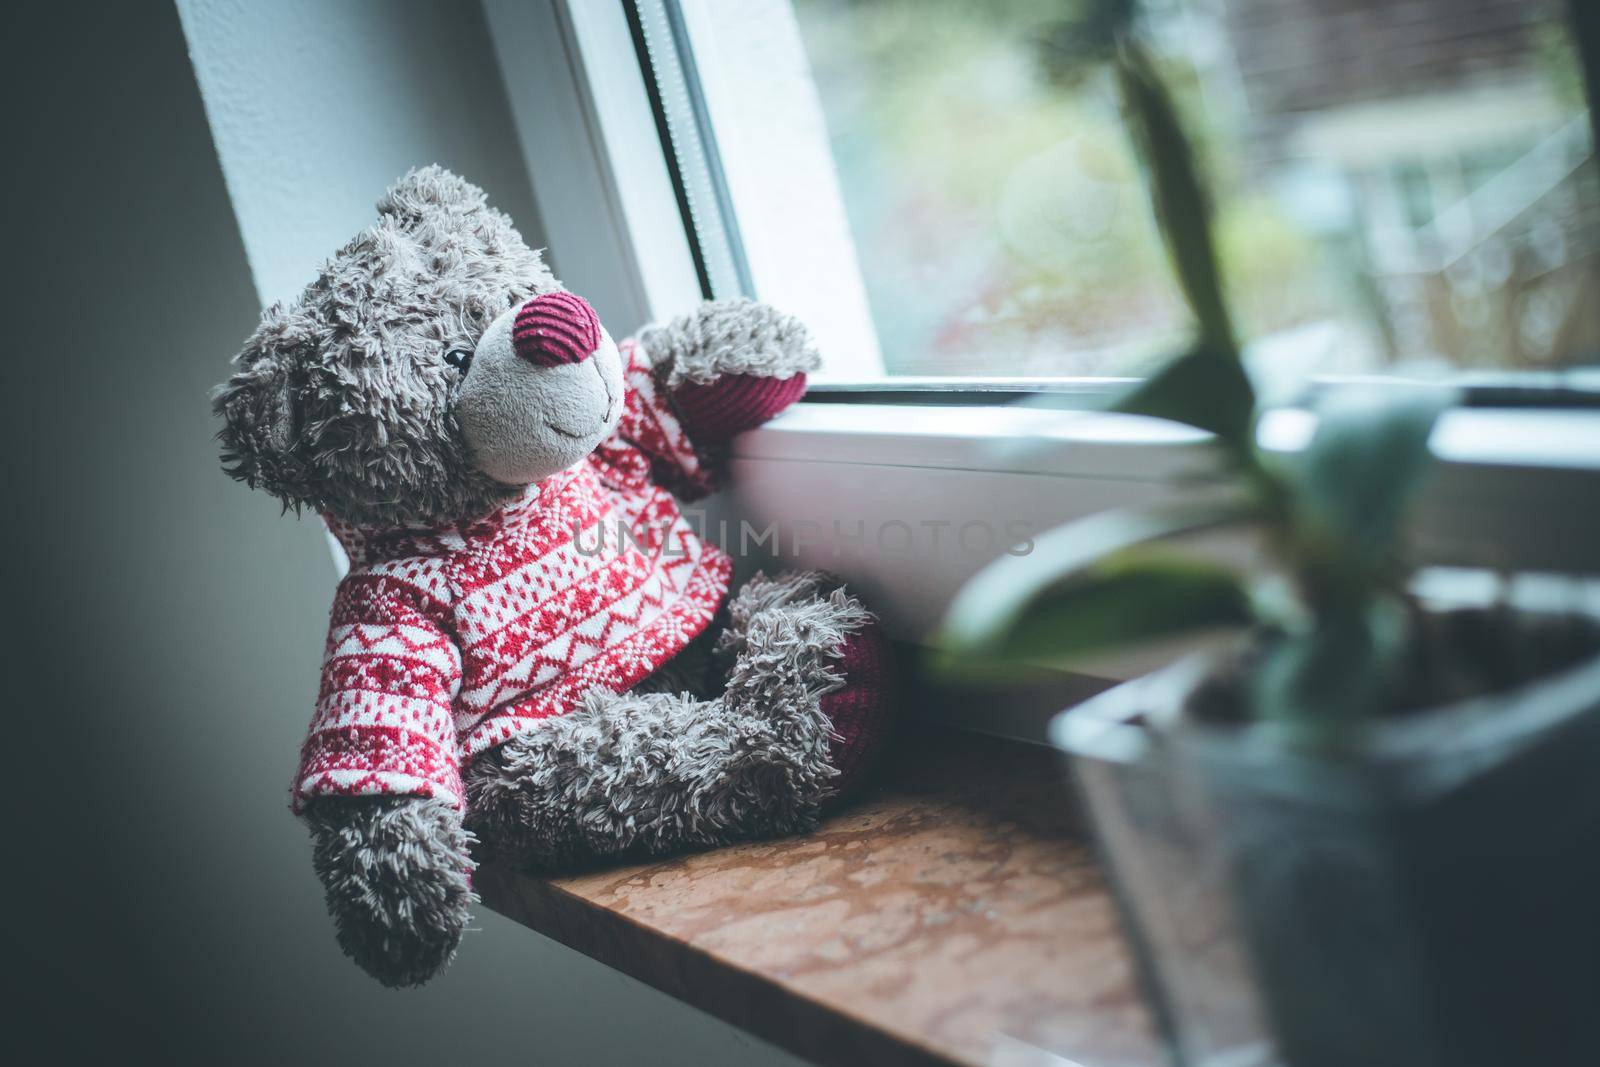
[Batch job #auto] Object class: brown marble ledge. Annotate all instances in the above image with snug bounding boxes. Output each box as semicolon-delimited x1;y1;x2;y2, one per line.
476;730;1160;1067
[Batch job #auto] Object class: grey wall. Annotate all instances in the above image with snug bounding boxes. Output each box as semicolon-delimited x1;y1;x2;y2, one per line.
176;0;547;306
0;2;795;1063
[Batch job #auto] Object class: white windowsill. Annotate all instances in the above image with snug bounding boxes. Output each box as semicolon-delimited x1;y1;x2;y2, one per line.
722;400;1598;635
714;399;1600;737
734;402;1211;481
736;399;1600;475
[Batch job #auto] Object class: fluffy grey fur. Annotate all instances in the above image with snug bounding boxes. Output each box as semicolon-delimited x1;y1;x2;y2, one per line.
214;166;560;528
466;572;873;870
641;298;821;388
217;167;864;987
302;795;477;988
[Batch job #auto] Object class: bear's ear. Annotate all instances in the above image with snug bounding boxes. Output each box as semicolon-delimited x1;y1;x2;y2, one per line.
376;166;488;223
214;321;311;510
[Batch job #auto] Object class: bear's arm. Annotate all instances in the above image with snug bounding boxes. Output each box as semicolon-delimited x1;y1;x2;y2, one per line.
293;570;465;812
637;299;818;451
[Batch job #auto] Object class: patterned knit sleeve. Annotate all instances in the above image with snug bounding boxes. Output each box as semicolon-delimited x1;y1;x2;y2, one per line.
293;567;464;812
597;338;720;499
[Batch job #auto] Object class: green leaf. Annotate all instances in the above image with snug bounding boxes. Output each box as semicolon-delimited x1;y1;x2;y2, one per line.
945;551;1253;671
1111;343;1257;455
1295;385;1457;571
1115;39;1234;357
937;492;1258;669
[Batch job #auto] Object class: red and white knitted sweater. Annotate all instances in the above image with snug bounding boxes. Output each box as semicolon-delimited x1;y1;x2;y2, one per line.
297;340;732;811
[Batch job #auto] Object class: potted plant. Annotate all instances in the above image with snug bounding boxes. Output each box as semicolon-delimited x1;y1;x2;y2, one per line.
936;19;1600;1067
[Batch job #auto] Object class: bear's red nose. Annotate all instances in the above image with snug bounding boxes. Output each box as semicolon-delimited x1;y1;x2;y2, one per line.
512;291;601;367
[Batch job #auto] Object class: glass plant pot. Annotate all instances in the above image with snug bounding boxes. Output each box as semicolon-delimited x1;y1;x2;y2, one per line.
1053;624;1600;1067
1053;661;1279;1067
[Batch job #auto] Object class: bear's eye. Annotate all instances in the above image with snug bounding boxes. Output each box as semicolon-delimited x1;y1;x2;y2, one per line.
444;349;473;373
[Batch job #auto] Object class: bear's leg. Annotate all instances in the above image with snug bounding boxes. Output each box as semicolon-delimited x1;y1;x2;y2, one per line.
465;572;893;871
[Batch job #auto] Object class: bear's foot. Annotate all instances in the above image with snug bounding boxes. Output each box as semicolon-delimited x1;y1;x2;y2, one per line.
819;618;895;802
301;795;476;988
718;571;895;804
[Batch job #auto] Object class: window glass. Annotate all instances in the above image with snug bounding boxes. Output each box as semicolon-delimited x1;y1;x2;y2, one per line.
678;0;1597;379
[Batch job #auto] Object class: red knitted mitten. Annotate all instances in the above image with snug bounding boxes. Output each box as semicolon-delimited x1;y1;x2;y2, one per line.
671;372;808;443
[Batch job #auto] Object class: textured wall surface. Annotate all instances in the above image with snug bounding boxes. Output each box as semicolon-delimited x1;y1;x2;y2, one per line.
0;1;797;1062
176;0;547;306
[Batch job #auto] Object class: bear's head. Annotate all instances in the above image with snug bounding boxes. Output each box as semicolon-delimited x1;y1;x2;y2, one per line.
215;166;626;529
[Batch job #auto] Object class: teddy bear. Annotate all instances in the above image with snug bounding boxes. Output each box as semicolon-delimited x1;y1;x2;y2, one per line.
215;166;894;987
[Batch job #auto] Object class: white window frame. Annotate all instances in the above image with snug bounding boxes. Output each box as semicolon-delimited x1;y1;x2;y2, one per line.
487;0;1600;733
484;0;702;335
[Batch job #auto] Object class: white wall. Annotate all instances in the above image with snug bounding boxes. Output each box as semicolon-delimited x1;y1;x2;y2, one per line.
176;0;547;307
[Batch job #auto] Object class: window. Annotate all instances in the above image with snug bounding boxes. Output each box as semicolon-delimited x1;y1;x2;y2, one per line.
485;0;1600;666
633;0;1597;381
